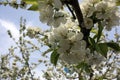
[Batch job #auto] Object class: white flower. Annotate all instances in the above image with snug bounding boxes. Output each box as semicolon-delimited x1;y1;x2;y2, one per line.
58;39;70;54
27;27;41;38
67;31;75;39
80;1;95;17
46;16;88;64
53;25;68;40
47;32;56;45
54;0;62;9
84;17;93;29
96;12;108;19
70;32;83;42
85;51;105;65
38;0;68;27
88;0;101;4
59;40;87;64
95;0;120;30
81;0;120;30
95;1;107;11
71;40;86;54
39;5;54;24
59;52;85;64
50;11;67;27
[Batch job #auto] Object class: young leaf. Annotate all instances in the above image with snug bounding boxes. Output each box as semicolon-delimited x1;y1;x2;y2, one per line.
96;43;108;58
88;37;95;46
106;42;120;51
28;4;38;11
116;1;120;6
76;62;91;73
50;50;59;66
88;37;96;52
22;0;39;11
91;28;98;34
97;22;103;42
22;0;37;4
42;49;52;56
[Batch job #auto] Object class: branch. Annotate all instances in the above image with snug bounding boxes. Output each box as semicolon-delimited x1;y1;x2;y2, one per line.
65;3;76;19
70;0;91;46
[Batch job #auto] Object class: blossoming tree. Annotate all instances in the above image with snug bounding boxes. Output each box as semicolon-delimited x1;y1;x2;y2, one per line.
1;0;120;80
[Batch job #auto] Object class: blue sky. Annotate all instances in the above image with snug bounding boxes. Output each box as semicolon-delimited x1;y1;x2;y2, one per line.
0;4;49;53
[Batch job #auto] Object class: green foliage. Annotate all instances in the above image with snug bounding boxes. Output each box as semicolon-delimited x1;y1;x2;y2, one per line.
22;0;37;4
89;37;96;46
106;42;120;51
22;0;39;11
91;28;98;34
88;21;120;58
96;43;108;58
50;50;60;66
88;37;96;52
76;61;91;73
89;37;108;58
116;1;120;6
28;4;38;11
97;22;103;42
89;37;120;58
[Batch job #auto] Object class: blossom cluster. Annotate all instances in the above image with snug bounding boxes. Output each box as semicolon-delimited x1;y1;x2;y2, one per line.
37;0;120;65
81;0;120;30
46;18;105;65
38;0;68;27
47;19;87;64
27;27;41;38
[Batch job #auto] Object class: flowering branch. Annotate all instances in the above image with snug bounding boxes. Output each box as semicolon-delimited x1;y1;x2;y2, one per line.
70;0;91;46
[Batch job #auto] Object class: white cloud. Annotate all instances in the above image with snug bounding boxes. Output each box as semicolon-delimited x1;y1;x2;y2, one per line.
0;19;19;39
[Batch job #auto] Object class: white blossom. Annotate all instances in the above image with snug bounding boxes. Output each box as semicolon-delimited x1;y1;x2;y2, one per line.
39;5;54;24
50;11;68;27
85;51;105;65
38;0;68;27
84;17;93;29
80;1;95;17
57;39;70;54
80;0;120;30
53;0;62;9
27;27;41;38
46;18;88;64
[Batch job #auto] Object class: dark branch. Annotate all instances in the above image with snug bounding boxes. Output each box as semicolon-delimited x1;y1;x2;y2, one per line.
65;3;76;19
70;0;91;46
70;0;84;28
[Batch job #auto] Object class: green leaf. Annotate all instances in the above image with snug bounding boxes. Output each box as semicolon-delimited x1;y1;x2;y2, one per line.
28;4;38;11
91;28;98;34
76;62;91;73
96;43;108;58
88;37;96;52
88;37;95;46
116;1;120;6
22;0;37;4
106;42;120;51
50;50;59;66
42;49;52;56
97;22;103;42
22;0;39;11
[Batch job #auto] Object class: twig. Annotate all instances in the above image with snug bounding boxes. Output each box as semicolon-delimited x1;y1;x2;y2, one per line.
65;3;76;19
